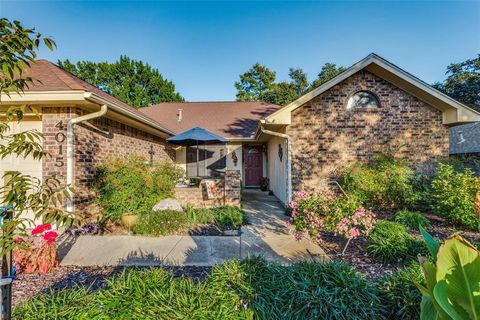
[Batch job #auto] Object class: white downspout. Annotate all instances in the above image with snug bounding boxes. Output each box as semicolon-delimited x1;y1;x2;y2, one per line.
259;126;292;204
66;104;108;212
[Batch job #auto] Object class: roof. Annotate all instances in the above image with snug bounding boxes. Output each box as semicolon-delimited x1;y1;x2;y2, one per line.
265;53;480;126
14;60;174;136
139;101;280;139
449;123;480;154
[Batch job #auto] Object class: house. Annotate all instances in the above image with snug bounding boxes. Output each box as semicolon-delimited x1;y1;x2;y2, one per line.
1;54;479;211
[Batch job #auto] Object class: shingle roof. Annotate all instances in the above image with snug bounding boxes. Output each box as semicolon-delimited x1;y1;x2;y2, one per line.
23;60;170;133
139;101;280;139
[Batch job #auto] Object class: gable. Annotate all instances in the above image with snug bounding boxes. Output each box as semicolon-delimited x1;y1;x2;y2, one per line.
266;54;480;126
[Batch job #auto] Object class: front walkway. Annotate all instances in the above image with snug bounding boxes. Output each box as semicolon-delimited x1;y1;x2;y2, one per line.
59;190;326;266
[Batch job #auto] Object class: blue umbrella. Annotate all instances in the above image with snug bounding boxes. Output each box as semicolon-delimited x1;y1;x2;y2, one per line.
167;127;228;177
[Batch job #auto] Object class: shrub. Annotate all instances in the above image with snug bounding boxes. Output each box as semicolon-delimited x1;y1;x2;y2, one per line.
212;206;246;230
212;257;384;320
185;206;216;225
94;157;183;221
378;263;425;320
131;210;188;236
12;224;59;274
431;163;480;229
394;209;431;230
366;220;425;264
287;191;375;253
341;154;417;210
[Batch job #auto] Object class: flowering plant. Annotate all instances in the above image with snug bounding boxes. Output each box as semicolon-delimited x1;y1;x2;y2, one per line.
12;223;59;273
287;191;376;254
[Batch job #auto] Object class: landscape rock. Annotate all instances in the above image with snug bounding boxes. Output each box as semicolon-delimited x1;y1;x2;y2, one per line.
152;198;184;212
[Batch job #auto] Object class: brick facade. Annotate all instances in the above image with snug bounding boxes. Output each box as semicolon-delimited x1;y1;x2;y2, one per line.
287;70;449;194
42;108;175;208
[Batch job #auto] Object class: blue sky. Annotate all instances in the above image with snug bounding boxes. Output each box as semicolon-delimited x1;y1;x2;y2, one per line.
1;1;479;101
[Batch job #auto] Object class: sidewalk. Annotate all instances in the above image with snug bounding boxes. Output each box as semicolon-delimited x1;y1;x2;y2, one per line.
60;190;327;267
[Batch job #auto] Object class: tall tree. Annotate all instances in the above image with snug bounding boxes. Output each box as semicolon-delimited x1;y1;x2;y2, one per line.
234;63;276;102
235;63;344;106
58;56;184;108
311;63;346;89
433;55;480;112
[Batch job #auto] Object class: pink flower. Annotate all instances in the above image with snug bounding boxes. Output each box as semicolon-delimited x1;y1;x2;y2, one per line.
42;231;58;244
348;227;361;239
31;223;52;236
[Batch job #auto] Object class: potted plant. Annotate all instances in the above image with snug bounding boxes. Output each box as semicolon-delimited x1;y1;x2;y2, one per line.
260;177;269;191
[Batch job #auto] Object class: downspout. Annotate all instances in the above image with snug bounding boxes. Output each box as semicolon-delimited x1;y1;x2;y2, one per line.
258;125;292;204
66;104;108;212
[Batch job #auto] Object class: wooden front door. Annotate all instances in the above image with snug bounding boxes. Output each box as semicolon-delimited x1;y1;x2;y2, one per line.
244;147;263;187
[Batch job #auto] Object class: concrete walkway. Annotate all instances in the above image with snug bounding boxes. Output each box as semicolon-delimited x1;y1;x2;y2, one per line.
59;190;326;266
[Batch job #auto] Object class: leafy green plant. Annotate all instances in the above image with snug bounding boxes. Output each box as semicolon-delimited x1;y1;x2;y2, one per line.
367;220;426;264
341;154;417;210
94;157;183;220
378;263;425;320
212;206;246;230
431;163;480;230
416;227;480;320
131;210;188;236
394;209;431;230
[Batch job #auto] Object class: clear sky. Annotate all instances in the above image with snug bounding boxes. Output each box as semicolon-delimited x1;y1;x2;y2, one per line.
1;1;479;101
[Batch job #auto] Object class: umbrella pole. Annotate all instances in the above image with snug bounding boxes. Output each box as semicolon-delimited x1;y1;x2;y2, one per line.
196;141;199;177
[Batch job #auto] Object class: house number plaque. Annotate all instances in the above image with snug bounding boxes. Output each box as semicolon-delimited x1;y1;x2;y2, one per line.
54;121;66;167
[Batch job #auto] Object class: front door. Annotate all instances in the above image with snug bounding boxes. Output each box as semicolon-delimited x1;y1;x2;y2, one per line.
244;147;263;187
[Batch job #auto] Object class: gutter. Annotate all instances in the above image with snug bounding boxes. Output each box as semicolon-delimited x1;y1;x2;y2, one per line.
258;124;292;204
83;92;176;136
66;104;108;212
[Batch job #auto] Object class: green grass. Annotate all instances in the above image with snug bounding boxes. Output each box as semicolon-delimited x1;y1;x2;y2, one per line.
14;258;384;320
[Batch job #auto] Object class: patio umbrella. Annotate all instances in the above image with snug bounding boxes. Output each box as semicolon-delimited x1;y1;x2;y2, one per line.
167;127;228;177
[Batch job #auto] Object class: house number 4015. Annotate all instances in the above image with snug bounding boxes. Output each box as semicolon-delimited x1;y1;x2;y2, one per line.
54;121;66;167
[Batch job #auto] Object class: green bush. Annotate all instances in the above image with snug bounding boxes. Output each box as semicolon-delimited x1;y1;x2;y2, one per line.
14;258;383;320
14;267;252;320
367;220;426;264
212;206;246;229
394;209;431;230
94;157;183;221
341;154;417;210
185;206;216;225
213;257;384;320
132;210;188;236
431;163;480;229
378;263;425;320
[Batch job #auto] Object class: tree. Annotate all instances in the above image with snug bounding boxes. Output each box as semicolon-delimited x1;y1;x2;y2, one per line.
57;56;184;108
1;19;73;318
433;55;480;112
234;63;276;102
311;63;346;89
235;63;345;106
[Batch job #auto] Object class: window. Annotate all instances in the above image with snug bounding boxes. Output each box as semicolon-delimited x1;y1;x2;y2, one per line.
347;91;380;109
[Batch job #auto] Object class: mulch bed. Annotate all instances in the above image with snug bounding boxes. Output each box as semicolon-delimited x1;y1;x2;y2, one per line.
12;265;212;306
315;212;480;279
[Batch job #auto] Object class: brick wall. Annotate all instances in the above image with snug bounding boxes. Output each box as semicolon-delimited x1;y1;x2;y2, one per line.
42;107;175;208
287;70;449;194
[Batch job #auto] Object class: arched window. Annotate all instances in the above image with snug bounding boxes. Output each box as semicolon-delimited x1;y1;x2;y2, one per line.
347;91;380;109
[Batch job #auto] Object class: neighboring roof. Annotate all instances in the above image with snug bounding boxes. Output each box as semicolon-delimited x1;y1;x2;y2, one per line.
449;123;480;154
4;60;174;136
139;101;280;139
265;53;480;126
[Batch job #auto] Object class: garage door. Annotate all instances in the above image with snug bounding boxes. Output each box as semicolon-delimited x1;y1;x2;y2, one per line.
0;120;43;220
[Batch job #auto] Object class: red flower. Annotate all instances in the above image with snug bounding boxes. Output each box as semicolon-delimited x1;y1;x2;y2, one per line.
31;223;52;235
14;237;24;243
42;231;58;244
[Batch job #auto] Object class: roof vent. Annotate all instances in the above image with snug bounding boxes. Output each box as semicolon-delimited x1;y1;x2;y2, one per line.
177;109;183;122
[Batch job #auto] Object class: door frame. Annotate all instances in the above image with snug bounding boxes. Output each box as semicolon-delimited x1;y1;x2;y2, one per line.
243;144;264;188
